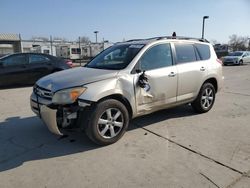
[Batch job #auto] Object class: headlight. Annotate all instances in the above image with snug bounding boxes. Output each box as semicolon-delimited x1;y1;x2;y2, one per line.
52;87;87;104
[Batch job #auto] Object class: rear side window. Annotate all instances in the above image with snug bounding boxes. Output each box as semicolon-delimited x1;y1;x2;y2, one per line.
194;44;210;60
2;54;27;66
175;44;196;64
29;54;50;64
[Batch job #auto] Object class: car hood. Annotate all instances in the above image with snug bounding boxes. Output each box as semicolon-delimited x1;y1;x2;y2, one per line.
36;67;118;92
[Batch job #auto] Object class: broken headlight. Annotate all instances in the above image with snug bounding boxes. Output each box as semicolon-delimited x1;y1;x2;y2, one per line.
52;87;87;104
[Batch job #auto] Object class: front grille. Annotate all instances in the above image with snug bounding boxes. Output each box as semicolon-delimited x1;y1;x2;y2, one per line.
34;85;53;100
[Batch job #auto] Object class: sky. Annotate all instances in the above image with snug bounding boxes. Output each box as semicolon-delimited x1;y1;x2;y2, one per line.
0;0;249;43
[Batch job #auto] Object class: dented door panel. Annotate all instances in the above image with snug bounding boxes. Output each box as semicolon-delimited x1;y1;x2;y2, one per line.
134;66;178;115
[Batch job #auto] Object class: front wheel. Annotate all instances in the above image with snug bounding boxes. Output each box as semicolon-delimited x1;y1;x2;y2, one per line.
239;60;243;66
85;99;129;145
191;83;215;113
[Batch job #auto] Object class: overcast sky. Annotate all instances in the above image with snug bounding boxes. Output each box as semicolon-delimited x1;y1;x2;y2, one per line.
0;0;249;43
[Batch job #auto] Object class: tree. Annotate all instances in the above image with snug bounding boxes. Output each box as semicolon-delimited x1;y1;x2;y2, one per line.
210;39;220;45
228;34;249;51
78;36;91;43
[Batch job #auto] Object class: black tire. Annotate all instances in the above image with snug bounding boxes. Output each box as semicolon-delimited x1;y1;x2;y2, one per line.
239;60;243;66
85;99;129;145
191;83;216;113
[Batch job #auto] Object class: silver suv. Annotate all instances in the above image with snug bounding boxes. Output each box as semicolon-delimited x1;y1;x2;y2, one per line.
30;36;223;145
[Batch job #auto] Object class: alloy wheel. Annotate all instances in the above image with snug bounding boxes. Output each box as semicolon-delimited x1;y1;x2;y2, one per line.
97;108;124;139
201;88;214;109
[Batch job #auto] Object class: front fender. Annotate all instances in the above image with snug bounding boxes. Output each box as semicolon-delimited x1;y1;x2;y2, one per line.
78;77;136;116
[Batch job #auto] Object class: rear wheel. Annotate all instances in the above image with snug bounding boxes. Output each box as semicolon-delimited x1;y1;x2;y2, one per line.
191;83;215;113
85;99;129;145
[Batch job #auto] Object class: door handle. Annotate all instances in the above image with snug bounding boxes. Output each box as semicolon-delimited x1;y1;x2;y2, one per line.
168;72;176;77
200;67;206;71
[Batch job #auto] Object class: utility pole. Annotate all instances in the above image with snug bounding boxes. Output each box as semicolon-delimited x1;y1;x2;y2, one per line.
79;36;81;66
248;38;250;50
94;31;99;43
50;35;53;55
19;33;23;53
202;16;209;39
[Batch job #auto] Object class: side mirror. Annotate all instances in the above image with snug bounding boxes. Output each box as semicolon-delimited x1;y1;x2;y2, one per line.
138;70;150;91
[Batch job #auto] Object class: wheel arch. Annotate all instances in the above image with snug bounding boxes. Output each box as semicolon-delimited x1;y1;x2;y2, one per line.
97;94;133;119
203;77;218;93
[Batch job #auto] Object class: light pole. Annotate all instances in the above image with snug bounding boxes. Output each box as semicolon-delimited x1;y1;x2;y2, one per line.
202;16;209;39
248;38;250;50
94;31;99;43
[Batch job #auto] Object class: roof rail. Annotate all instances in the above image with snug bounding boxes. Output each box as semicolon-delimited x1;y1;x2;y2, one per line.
148;36;209;43
125;36;209;43
125;39;144;42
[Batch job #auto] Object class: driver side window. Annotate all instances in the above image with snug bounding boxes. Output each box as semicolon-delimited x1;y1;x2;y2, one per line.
139;43;173;71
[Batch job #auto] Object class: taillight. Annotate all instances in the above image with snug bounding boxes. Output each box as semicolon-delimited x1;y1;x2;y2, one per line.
66;60;73;68
216;58;223;65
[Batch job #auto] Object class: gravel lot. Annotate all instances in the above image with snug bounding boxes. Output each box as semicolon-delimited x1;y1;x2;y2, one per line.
0;64;250;188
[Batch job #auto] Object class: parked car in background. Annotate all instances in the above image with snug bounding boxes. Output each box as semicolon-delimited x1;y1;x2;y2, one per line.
223;51;250;65
0;53;72;87
30;36;223;145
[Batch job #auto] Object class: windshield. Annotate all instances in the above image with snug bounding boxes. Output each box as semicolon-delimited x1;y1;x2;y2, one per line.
85;44;144;70
0;54;11;59
228;52;243;56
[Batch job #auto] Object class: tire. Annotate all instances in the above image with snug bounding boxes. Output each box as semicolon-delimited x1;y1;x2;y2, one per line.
191;83;216;113
239;60;243;66
85;99;129;145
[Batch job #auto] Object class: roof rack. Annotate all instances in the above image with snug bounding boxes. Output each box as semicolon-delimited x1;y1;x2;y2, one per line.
125;36;209;43
125;39;144;42
149;36;209;43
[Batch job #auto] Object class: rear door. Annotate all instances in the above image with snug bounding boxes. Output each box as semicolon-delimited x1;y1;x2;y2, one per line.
27;54;54;83
174;43;209;102
0;54;29;87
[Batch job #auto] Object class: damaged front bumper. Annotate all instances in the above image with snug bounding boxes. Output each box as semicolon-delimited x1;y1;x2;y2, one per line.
30;92;63;135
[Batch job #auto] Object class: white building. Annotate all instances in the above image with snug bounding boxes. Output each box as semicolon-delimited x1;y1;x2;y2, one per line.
0;33;113;60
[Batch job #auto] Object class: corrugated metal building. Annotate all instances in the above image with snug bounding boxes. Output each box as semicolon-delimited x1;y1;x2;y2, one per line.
0;34;22;55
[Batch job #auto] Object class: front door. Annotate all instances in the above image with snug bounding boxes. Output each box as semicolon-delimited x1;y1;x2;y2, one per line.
0;54;28;87
134;43;178;115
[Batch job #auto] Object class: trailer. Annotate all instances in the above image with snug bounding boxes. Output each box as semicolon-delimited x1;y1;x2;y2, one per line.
56;44;81;60
31;45;56;56
81;43;113;59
